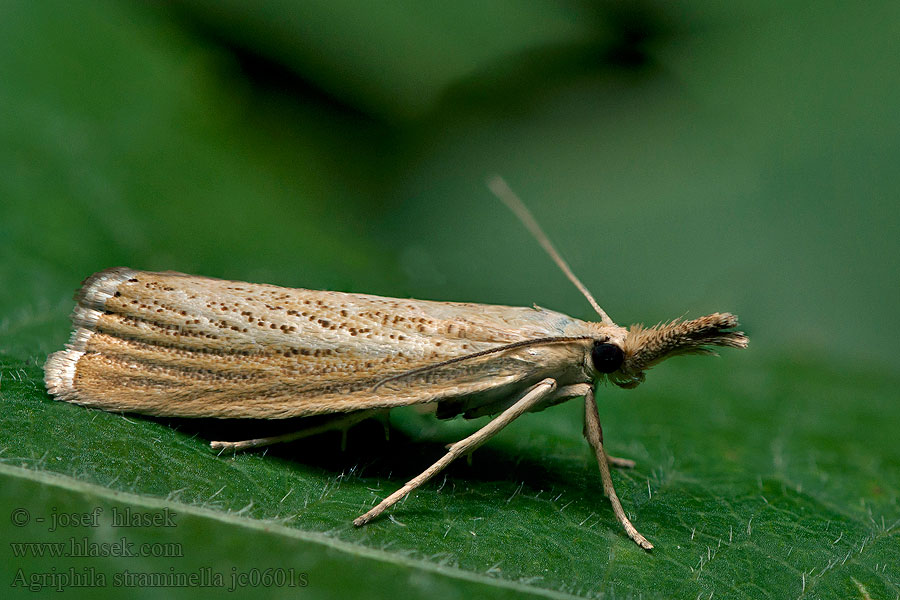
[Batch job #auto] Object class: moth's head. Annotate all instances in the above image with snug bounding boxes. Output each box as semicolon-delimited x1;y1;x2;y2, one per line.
598;313;748;388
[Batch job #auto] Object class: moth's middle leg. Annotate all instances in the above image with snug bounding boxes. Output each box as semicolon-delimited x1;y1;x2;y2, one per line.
353;377;558;526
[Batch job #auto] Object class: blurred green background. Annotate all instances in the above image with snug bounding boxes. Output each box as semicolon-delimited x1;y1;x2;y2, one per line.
1;1;897;599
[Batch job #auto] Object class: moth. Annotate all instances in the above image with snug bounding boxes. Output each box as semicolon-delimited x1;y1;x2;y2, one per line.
44;177;747;549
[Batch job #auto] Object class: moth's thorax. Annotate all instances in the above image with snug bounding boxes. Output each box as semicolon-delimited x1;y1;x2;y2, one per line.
556;320;627;381
581;321;629;347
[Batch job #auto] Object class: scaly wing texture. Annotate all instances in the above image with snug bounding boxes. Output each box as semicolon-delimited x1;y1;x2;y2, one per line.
44;268;594;418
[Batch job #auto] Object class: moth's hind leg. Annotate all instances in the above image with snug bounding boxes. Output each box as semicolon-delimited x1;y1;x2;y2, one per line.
354;378;558;526
210;410;378;452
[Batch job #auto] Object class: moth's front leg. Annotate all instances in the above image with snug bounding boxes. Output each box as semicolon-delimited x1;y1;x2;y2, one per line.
556;384;635;469
584;386;652;550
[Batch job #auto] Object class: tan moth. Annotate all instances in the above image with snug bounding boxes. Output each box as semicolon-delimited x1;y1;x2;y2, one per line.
44;177;747;549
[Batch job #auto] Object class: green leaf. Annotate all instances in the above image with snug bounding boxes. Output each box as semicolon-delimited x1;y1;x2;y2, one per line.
2;1;898;599
2;352;898;599
0;462;553;600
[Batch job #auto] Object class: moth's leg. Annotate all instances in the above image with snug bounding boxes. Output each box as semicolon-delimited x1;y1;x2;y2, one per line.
554;384;634;469
606;455;637;469
550;383;591;401
583;388;653;550
210;410;376;452
353;378;558;526
590;408;635;469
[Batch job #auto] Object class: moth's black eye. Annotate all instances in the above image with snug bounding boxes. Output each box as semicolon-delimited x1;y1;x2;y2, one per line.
592;342;624;374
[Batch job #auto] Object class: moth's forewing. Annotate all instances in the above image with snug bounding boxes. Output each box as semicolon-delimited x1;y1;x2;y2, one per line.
45;268;597;419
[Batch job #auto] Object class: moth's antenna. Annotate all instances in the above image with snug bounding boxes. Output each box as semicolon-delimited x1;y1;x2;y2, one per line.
487;175;613;324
